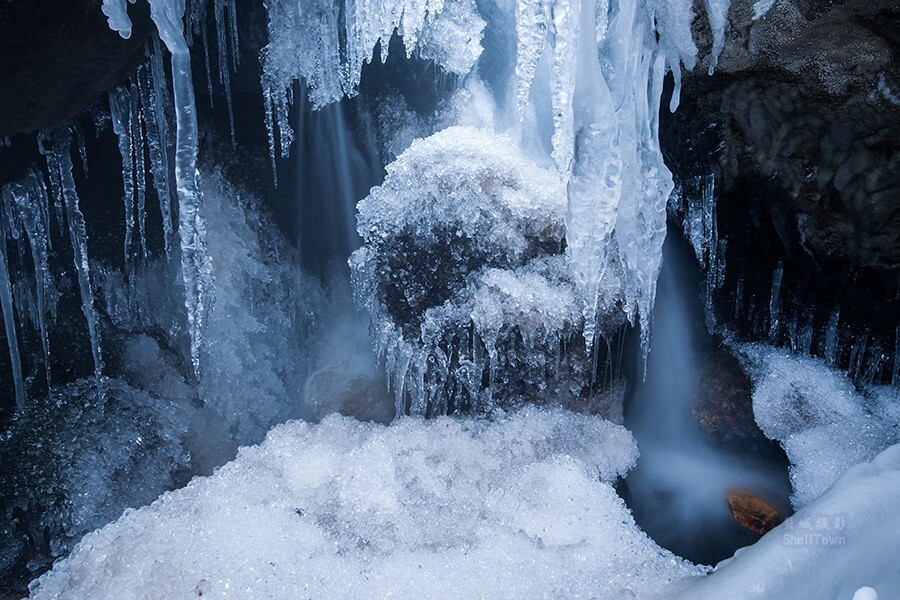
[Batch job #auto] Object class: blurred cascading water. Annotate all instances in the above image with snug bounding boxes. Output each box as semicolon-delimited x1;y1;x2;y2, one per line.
622;233;791;564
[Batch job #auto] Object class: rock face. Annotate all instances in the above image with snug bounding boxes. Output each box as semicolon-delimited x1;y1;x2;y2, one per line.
352;127;628;418
0;0;155;137
667;0;899;382
692;350;766;445
726;487;785;535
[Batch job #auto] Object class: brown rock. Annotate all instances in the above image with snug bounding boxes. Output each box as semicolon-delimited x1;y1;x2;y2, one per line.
692;350;764;444
726;487;784;535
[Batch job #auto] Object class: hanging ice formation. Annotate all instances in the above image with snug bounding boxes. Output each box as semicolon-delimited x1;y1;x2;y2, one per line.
0;169;55;404
675;172;725;331
259;0;731;376
101;0;230;378
109;54;180;265
39;129;104;385
259;0;486;172
514;0;731;363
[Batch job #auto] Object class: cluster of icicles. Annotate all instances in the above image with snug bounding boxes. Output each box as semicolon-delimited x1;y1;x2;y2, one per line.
2;0;737;412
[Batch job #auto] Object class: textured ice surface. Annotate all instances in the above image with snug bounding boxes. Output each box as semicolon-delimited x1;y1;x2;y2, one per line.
356;126;566;256
97;168;304;444
0;378;191;574
29;407;707;599
196;169;304;441
352;127;623;415
737;343;900;509
666;443;900;599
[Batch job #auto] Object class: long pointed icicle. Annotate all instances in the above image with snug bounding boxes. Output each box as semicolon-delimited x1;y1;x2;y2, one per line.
214;0;237;145
40;129;104;384
147;39;176;257
0;211;25;411
147;0;210;379
6;169;54;392
130;77;148;261
109;86;136;265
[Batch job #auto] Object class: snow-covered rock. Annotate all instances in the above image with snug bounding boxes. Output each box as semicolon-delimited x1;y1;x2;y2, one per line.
28;407;702;599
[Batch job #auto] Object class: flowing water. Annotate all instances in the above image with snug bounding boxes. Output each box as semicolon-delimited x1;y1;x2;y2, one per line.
622;234;792;564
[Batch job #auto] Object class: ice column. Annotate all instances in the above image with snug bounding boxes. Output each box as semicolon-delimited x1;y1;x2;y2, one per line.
145;41;176;257
109;87;136;265
515;0;674;362
149;0;210;378
3;169;54;392
0;215;25;411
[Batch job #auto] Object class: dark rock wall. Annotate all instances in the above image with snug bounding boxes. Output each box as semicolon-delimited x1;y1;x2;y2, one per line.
669;0;900;382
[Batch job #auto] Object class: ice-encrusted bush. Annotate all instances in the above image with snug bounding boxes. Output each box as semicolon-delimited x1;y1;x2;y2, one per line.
352;126;626;417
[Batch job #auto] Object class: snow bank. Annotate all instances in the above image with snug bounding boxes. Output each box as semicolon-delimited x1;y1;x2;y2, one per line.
665;443;900;599
29;407;704;599
737;343;900;508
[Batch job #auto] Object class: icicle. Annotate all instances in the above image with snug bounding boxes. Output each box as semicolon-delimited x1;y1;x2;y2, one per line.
734;276;744;319
562;0;621;353
147;39;176;257
262;85;280;185
43;143;65;239
40;129;104;384
0;204;25;411
848;334;868;382
130;78;148;261
824;307;840;366
6;169;53;391
767;261;784;340
226;0;239;72
74;123;89;177
702;0;730;75
892;324;899;387
214;0;237;145
147;0;211;379
102;0;136;38
109;86;136;265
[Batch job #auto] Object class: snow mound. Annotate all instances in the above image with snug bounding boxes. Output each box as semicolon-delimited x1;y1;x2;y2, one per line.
29;407;703;599
355;126;567;258
737;343;900;508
